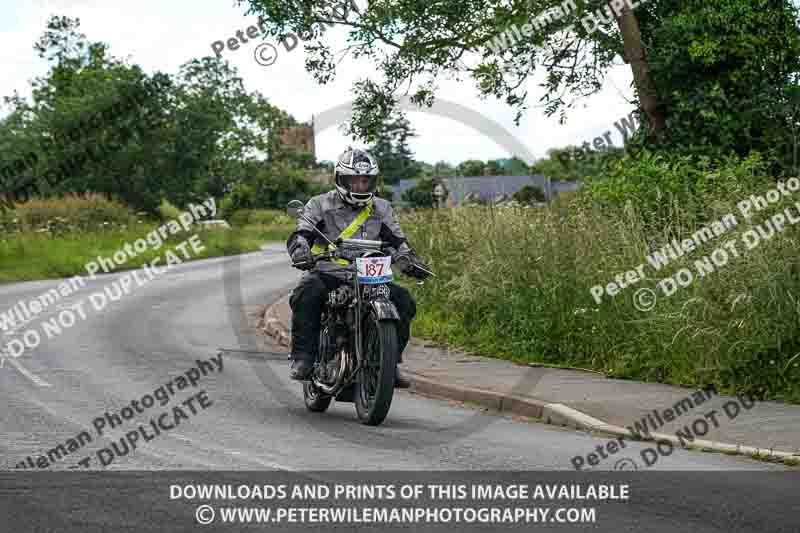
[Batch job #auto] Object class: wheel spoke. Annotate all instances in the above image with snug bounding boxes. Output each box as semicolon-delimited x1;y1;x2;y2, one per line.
360;318;382;405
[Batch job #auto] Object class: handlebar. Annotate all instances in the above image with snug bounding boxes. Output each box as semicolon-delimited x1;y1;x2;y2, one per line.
291;246;435;278
291;251;335;270
292;239;393;269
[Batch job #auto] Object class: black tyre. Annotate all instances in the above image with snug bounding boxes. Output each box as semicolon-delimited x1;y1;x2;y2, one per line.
303;381;332;412
354;314;398;426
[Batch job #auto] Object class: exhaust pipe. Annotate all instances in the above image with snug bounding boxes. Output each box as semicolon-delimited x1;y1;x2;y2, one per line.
312;349;352;395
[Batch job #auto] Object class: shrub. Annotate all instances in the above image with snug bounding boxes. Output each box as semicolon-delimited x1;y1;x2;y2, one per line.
584;150;772;232
402;178;437;208
513;185;546;204
158;198;182;221
7;193;138;233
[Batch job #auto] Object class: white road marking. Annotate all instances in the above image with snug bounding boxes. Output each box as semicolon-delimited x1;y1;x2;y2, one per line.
0;253;288;390
163;433;298;471
3;356;52;387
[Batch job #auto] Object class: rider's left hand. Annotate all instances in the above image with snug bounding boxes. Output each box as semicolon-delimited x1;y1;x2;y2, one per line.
394;252;430;279
408;259;431;280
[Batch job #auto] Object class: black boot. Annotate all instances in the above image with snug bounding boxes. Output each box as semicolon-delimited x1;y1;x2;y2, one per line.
394;366;411;389
290;359;314;381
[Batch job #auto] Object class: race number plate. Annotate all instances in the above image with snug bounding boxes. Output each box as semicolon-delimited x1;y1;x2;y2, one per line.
356;256;393;284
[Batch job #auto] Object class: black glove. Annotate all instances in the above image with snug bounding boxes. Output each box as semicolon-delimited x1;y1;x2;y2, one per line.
394;251;430;280
408;258;432;280
290;241;312;270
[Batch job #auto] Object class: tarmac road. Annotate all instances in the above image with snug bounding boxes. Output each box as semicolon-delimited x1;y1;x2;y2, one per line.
0;246;796;532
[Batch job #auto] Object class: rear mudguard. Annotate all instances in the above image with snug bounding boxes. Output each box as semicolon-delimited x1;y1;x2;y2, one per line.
368;298;400;321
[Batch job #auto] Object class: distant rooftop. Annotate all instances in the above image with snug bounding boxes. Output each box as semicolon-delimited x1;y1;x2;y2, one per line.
391;175;582;205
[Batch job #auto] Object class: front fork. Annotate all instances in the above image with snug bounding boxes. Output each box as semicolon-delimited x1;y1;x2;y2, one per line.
353;274;365;370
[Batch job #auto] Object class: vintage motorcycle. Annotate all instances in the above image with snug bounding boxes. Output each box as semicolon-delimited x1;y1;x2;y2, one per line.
286;200;434;426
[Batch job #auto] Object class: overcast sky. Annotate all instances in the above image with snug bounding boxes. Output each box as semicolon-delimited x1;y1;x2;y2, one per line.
1;0;638;165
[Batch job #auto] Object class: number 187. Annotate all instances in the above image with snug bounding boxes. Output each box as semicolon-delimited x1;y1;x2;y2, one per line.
365;263;383;276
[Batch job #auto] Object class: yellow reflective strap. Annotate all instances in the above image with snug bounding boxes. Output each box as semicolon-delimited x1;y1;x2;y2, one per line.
310;242;329;255
338;199;374;240
310;200;373;265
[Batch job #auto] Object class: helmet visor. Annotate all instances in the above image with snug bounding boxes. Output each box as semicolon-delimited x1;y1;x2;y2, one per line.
339;174;378;197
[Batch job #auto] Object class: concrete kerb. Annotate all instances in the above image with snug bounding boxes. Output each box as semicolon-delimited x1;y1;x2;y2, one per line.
262;295;292;349
261;294;800;466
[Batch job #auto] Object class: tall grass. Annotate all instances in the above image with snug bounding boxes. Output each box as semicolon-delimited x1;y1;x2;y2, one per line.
401;191;800;403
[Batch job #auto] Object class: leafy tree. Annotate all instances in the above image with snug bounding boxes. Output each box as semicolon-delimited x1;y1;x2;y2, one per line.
531;146;624;181
220;161;328;214
401;177;437;208
499;156;531;175
457;159;485;177
636;0;800;168
433;160;457;177
11;15;173;212
368;113;420;184
1;16;305;213
244;0;800;171
486;160;502;176
282;151;316;169
242;0;666;140
487;156;531;175
418;160;457;178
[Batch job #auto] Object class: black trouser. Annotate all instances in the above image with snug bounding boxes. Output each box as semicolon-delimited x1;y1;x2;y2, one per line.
289;270;416;364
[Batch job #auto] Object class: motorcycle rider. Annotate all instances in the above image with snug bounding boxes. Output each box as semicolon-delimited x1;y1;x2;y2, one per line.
286;147;430;388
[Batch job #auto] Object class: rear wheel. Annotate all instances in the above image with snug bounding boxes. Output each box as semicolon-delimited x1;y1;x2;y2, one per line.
354;313;398;426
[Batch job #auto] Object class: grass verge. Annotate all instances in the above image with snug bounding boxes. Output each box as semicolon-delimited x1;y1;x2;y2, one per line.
0;224;292;283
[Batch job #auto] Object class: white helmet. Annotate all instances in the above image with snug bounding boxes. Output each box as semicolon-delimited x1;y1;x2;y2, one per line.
334;147;379;207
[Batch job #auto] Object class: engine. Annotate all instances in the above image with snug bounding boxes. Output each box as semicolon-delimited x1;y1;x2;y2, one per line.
328;286;353;308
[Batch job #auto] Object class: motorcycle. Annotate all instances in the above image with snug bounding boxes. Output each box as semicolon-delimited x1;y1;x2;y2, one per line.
286;200;434;426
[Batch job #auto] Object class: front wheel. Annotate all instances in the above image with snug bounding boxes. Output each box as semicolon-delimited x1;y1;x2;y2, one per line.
354;314;398;426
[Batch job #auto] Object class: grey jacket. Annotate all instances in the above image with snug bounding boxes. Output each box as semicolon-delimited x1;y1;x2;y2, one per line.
287;191;413;257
